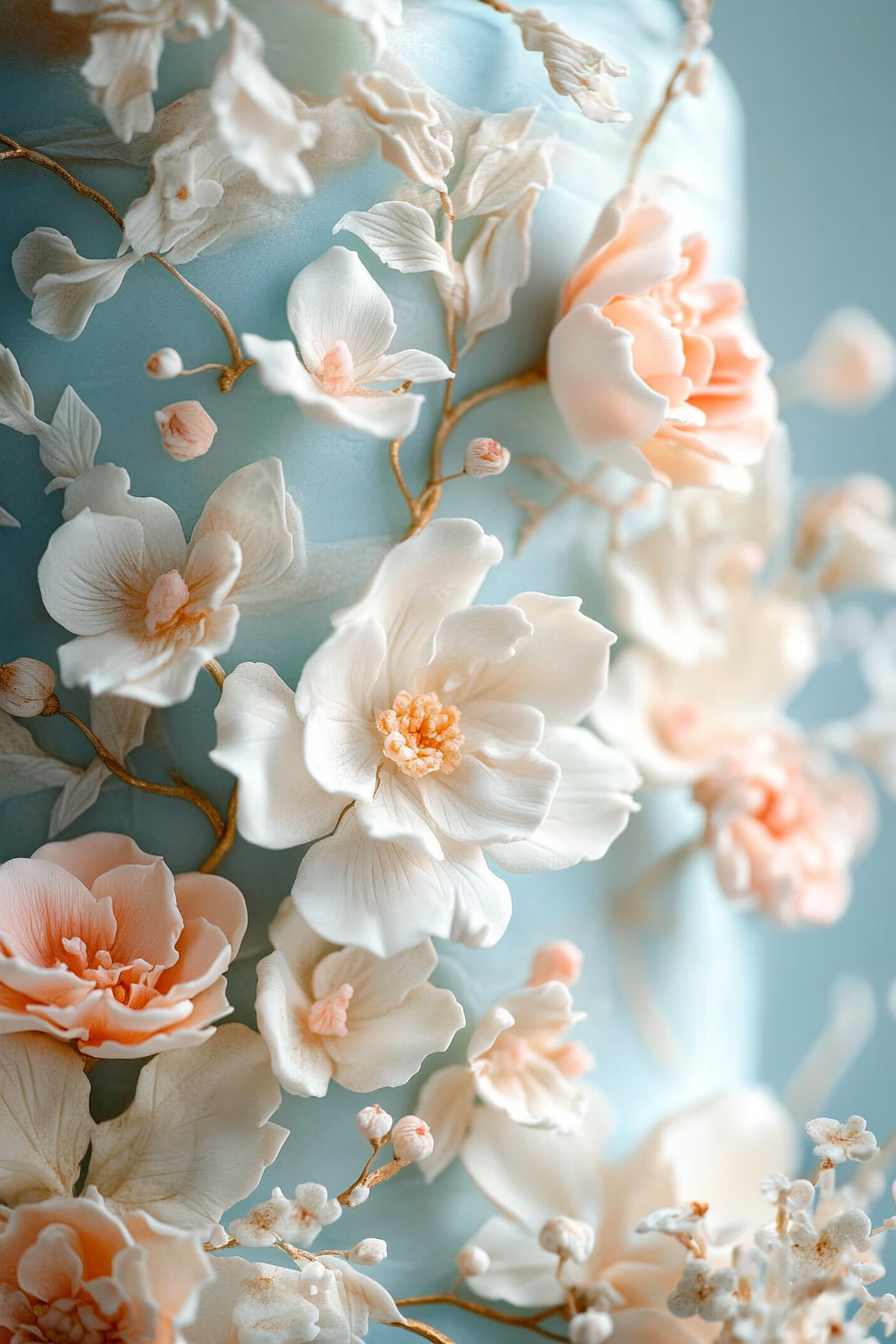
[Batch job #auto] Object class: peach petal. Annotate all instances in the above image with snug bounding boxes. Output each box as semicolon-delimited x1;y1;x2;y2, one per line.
603;297;686;383
0;859;116;964
31;833;157;889
93;860;183;970
152;917;233;1002
172;872;248;955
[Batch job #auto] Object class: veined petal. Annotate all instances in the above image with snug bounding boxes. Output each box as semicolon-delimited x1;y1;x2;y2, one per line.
62;464;187;578
417;1063;478;1182
297;617;387;801
313;936;437;1016
256;949;332;1097
327;984;465;1092
417;751;559;846
184;530;242;612
211;662;347;849
356;770;445;861
417;604;533;700
368;347;453;384
465;1217;564;1309
38;509;147;636
191;459;294;605
286;246;395;373
13;229;138;342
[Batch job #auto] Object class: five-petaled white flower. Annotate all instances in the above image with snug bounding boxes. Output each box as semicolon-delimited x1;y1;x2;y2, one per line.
229;1182;341;1249
256;899;464;1097
38;458;300;706
243;246;453;440
667;1257;737;1322
212;518;639;957
805;1115;879;1164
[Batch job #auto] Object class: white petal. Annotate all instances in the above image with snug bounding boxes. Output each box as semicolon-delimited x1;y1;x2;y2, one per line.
452;109;553;219
0;1033;91;1205
356;770;445;861
320;1257;406;1327
461;188;537;341
184;529;243;613
369;347;453;384
0;343;45;435
37;385;101;491
38;509;146;636
62;462;187;577
334;200;451;275
255;949;333;1098
417;751;559;846
417;1063;478;1182
466;1217;564;1308
420;603;534;699
286;246;395;373
89;1023;287;1234
12;228;137;341
548;305;668;477
211;661;347;849
0;710;81;803
327;983;465;1091
192;458;295;607
297;617;387;801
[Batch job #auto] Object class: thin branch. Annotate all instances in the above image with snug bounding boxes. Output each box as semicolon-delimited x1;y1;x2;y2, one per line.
628;58;687;183
390;1320;456;1344
394;1296;567;1341
0;132;124;226
199;784;238;873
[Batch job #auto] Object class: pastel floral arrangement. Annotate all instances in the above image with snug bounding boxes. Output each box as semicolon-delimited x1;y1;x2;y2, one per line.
3;2;896;1343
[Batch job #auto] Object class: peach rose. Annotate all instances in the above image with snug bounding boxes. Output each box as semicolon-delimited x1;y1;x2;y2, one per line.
155;400;218;461
0;1192;211;1344
0;832;246;1057
693;731;875;925
548;187;777;489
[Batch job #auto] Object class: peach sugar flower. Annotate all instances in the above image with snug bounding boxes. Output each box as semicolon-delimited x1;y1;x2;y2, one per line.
549;186;777;489
0;832;246;1057
693;731;875;926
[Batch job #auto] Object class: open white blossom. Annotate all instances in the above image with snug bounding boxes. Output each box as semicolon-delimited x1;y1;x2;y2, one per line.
805;1116;879;1164
212;518;638;957
341;70;454;190
229;1182;341;1249
39;457;300;705
256;898;464;1096
667;1257;737;1322
512;9;630;123
13;227;139;341
243;246;452;440
795;475;896;594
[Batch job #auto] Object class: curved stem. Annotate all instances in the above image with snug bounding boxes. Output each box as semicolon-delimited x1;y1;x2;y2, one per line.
0;133;124;226
628;58;687;183
151;254;254;391
390;1321;457;1344
199;784;238;873
389;438;420;531
205;659;226;691
55;707;224;838
394;1297;567;1340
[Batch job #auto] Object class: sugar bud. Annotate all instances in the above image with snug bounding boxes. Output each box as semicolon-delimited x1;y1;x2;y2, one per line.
349;1238;388;1265
0;658;56;717
539;1216;595;1263
145;347;184;379
464;437;511;478
570;1311;614;1344
156;401;218;461
357;1104;392;1141
529;940;584;987
346;1184;370;1208
456;1244;490;1277
391;1115;434;1163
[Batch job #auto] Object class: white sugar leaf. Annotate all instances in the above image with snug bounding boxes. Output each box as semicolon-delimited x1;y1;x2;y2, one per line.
49;759;106;838
453;134;554;219
462;189;538;342
0;504;20;527
38;385;101;493
334;201;450;275
320;1258;406;1326
0;1033;92;1206
0;709;81;802
90;692;151;763
0;344;44;436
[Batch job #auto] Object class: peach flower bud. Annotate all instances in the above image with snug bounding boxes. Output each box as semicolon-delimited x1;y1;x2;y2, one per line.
391;1115;434;1163
539;1216;595;1263
349;1238;387;1265
570;1311;614;1344
155;401;218;461
457;1245;490;1277
0;658;56;716
464;437;511;478
357;1104;392;1141
145;347;184;379
782;308;896;413
549;1041;595;1078
684;51;714;96
347;1184;370;1207
529;939;584;987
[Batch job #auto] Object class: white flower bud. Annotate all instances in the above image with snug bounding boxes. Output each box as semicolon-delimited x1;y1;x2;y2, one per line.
347;1184;370;1208
464;437;511;478
207;1223;230;1248
349;1238;388;1265
569;1311;614;1344
456;1244;490;1277
683;17;712;53
684;52;714;97
0;658;56;717
145;347;184;379
357;1104;393;1141
391;1115;435;1163
538;1216;595;1263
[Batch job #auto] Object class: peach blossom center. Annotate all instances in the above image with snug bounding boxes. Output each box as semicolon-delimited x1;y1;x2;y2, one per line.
307;982;354;1037
376;691;464;780
316;340;356;397
59;934;164;1009
487;1032;532;1073
15;1286;127;1344
145;569;191;635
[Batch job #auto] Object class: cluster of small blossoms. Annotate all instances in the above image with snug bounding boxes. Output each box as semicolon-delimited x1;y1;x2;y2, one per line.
680;0;714;97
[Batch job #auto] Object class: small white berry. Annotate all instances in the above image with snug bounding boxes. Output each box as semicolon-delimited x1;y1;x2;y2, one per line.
456;1244;490;1277
538;1216;595;1264
145;347;184;379
346;1184;370;1208
569;1310;614;1344
357;1104;392;1141
349;1238;388;1265
391;1115;435;1163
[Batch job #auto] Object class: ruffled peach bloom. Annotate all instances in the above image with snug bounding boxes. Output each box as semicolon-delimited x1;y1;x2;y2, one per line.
156;400;218;461
0;1191;211;1344
548;187;777;488
794;475;896;594
0;832;246;1057
693;732;876;925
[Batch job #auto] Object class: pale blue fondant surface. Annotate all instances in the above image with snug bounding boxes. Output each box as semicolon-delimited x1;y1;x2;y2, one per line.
0;0;759;1325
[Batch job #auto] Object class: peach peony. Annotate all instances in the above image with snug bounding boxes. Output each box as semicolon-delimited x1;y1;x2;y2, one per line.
548;187;777;489
0;1191;211;1344
693;732;875;925
0;832;246;1057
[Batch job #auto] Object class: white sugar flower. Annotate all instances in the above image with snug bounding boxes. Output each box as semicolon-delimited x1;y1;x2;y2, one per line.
539;1216;595;1263
569;1310;614;1344
212;518;639;956
635;1203;708;1237
38;458;300;706
255;899;464;1096
244;246;452;440
795;475;896;595
788;1209;873;1271
228;1188;294;1248
805;1116;879;1164
341;70;454;190
512;9;630;124
779;306;896;413
760;1173;814;1212
667;1257;737;1322
229;1182;341;1250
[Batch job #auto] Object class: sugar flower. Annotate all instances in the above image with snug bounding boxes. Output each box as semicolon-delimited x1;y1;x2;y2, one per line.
694;730;875;926
255;899;464;1096
549;187;777;488
0;1192;211;1344
13;227;139;342
341;71;454;191
780;306;896;413
156;400;218;461
212;518;639;957
0;832;246;1057
243;246;452;440
795;475;896;594
805;1116;879;1165
667;1257;737;1322
229;1182;341;1248
512;9;630;124
39;457;299;706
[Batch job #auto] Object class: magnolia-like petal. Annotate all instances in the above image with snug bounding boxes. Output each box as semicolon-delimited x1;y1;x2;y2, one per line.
369;347;453;384
212;662;347;849
457;701;545;763
333;517;503;679
13;228;139;341
569;196;684;312
419;603;534;701
267;900;334;992
320;1257;407;1328
89;1023;287;1234
313;930;436;1015
292;805;511;957
256;949;333;1097
327;983;464;1091
181;1255;314;1344
116;605;240;707
0;344;44;435
467;1217;564;1308
487;726;641;872
417;1064;477;1182
473;1046;588;1131
243;332;427;440
184;529;243;614
356;769;445;861
463;1090;614;1230
549;306;669;479
334;201;452;276
191;459;294;606
0;1032;91;1206
416;750;560;846
297;617;386;801
32;831;154;888
287;247;395;372
39;508;147;636
62;463;188;577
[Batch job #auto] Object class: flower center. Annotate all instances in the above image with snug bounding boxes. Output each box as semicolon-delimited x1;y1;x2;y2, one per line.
376;691;464;779
487;1031;532;1073
316;340;356;396
20;1279;126;1344
145;570;191;634
307;982;354;1036
59;935;164;1008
